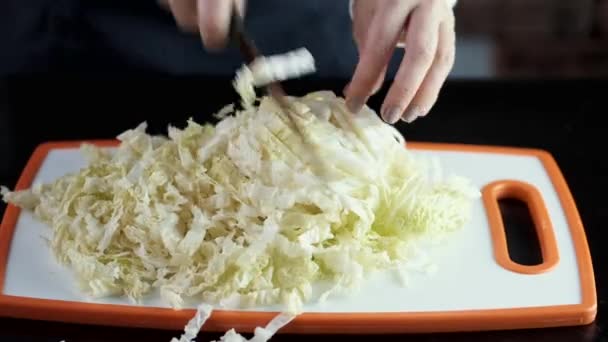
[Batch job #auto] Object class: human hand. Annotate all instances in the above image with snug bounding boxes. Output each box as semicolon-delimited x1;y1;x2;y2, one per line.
345;0;456;124
161;0;246;50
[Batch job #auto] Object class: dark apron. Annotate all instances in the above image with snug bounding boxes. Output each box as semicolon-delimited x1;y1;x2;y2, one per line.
0;0;388;78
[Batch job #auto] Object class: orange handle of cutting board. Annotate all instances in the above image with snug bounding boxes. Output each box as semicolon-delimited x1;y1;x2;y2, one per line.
482;180;559;274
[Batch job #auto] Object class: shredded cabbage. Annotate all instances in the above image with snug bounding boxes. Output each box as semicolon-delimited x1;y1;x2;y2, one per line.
208;311;296;342
171;303;213;342
233;47;315;109
1;92;479;312
1;47;480;341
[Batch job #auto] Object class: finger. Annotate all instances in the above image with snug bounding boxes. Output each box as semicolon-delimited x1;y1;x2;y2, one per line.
168;0;198;31
371;66;387;94
381;1;441;124
343;66;385;97
197;0;233;50
345;0;417;114
349;2;385;98
351;0;377;48
404;14;455;122
396;31;407;48
234;0;246;18
396;16;412;47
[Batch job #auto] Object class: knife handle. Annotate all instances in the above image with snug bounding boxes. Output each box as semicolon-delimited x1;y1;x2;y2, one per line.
229;10;259;64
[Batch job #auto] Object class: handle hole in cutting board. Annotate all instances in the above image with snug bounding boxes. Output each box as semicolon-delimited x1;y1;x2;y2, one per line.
498;198;543;266
482;180;560;274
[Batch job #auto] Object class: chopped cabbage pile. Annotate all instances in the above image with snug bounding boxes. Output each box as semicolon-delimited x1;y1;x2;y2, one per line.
1;90;478;310
1;47;480;340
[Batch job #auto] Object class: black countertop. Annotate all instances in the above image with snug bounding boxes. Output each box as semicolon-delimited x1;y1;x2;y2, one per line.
0;76;606;341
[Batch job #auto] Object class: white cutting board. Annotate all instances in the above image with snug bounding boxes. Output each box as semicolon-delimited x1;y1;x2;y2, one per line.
0;141;596;333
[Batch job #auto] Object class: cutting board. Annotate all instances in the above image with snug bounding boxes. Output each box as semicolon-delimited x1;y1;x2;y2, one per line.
0;141;597;334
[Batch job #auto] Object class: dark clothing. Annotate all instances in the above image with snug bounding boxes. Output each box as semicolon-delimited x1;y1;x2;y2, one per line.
1;0;404;78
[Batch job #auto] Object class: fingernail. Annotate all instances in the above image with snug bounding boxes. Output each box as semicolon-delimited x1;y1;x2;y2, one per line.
401;106;423;123
382;106;402;124
346;97;365;114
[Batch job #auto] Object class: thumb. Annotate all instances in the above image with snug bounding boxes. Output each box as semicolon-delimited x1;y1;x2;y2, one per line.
197;0;245;51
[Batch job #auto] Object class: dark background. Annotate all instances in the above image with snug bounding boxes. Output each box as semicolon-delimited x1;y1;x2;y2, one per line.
0;0;607;341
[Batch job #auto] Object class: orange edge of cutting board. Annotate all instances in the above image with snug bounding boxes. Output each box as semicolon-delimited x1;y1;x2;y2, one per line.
0;140;597;334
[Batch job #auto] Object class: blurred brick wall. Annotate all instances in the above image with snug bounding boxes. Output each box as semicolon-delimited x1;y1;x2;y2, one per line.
454;0;607;77
454;0;595;38
598;0;608;36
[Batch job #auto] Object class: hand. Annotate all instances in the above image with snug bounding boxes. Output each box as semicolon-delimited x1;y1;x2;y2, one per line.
161;0;246;50
345;0;456;124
